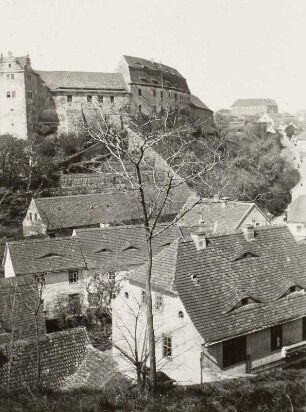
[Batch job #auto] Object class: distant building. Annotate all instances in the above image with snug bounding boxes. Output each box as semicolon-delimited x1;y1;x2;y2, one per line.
0;52;213;139
113;225;306;384
231;99;278;117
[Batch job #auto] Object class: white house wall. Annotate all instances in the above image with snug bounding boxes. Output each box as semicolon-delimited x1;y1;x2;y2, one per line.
4;248;16;278
112;280;204;385
23;199;47;237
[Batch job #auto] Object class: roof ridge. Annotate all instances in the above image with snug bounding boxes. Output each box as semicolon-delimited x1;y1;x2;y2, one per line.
34;191;135;201
8;236;74;245
36;70;122;75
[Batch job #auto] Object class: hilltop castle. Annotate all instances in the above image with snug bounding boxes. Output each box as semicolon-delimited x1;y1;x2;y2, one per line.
0;52;213;139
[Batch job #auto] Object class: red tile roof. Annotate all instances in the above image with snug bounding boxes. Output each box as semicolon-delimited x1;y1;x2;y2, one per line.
129;225;306;344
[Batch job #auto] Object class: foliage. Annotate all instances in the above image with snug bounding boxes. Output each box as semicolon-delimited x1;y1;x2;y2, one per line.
0;368;305;411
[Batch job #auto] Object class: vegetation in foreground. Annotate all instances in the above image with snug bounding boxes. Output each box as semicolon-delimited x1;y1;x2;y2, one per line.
0;368;305;412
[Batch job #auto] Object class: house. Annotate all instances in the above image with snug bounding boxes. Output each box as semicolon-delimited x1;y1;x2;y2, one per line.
177;197;270;234
3;224;183;320
287;195;306;242
112;225;306;384
0;52;213;139
0;275;117;390
0;276;46;343
3;237;88;320
23;189;187;237
231;99;278;117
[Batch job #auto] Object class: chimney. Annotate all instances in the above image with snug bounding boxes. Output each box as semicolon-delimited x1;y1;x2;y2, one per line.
241;224;255;241
191;220;207;251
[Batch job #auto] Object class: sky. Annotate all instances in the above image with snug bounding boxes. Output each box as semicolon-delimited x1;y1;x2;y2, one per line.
1;0;305;113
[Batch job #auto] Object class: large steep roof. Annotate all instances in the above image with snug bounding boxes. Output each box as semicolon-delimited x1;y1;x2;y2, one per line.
122;55;190;94
129;225;306;344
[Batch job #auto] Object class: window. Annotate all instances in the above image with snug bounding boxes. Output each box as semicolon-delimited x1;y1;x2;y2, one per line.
67;95;72;103
152;89;156;97
163;335;172;358
138;89;142;96
241;298;248;306
155;294;163;310
87;95;92;102
141;289;146;304
271;324;282;351
110;96;114;104
98;95;103;103
27;74;32;81
7;92;11;98
303;317;306;341
255;222;260;227
11;74;14;80
124;292;129;299
34;213;38;221
223;336;246;367
178;311;184;318
296;225;302;233
12;91;16;98
168;92;171;97
160;91;163;99
68;270;78;284
27;91;33;99
138;105;142;112
174;93;177;101
68;293;80;314
6;74;9;80
29;212;32;221
8;64;11;68
108;272;116;281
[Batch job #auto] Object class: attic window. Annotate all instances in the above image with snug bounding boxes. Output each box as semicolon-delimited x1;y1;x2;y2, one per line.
178;311;184;318
36;253;61;259
232;251;258;261
123;246;140;251
241;298;248;306
189;273;199;285
125;292;129;299
95;248;113;253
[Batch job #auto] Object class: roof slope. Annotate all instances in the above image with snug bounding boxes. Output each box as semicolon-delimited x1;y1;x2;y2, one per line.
287;195;306;223
178;198;266;233
190;95;212;111
131;225;306;344
36;71;128;92
7;237;86;275
232;99;277;107
122;55;190;93
75;224;183;271
33;190;187;231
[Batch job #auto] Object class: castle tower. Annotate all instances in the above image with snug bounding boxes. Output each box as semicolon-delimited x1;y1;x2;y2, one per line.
0;52;37;139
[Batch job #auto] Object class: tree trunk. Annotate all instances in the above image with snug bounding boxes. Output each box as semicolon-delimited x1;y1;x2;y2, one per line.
145;241;157;391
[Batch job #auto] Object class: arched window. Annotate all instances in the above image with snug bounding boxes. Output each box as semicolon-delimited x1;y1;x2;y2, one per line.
178;311;184;319
124;292;129;299
138;89;142;96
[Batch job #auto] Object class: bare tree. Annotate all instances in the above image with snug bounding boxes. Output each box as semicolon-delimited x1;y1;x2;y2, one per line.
75;105;225;391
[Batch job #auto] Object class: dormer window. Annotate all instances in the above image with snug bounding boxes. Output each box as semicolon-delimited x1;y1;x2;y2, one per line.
241;297;248;306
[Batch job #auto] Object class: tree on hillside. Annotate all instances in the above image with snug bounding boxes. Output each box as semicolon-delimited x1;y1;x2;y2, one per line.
77;106;226;391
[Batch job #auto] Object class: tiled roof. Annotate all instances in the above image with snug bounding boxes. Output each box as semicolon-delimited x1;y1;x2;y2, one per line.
130;226;306;344
287;195;306;223
177;198;267;233
33;190;187;231
0;327;89;390
36;71;128;92
6;237;87;275
0;276;46;340
232;99;277;107
62;347;117;390
190;95;212;111
75;224;183;271
122;55;190;93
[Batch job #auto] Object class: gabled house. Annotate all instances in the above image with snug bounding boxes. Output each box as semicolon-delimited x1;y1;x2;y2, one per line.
3;237;87;319
177;197;270;234
23;190;188;237
112;225;306;384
